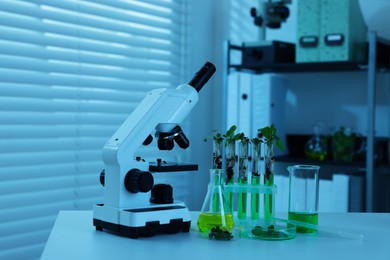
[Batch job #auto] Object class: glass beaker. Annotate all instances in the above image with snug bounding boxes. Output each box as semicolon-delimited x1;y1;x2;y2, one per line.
287;165;320;233
198;169;234;233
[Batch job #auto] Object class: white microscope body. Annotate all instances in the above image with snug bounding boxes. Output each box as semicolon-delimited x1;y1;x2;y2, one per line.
93;62;216;238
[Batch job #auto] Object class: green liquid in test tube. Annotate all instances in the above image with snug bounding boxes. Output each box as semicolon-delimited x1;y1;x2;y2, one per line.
264;142;274;221
225;141;236;212
251;138;261;220
237;137;249;219
212;140;223;212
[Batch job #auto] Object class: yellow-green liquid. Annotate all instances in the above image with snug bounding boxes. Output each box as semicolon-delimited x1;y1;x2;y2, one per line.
197;212;234;233
305;151;328;161
288;211;318;233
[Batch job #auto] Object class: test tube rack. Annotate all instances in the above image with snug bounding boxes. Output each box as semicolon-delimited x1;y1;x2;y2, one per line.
224;183;277;222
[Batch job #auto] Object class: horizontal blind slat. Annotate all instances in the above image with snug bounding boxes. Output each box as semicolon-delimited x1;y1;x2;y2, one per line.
0;70;172;89
23;0;175;30
0;41;172;71
0;111;126;126
0;70;174;88
0;138;106;153
0;83;144;101
0;95;141;112
0;239;48;258
0;120;117;133
1;162;104;181
0;5;178;41
0;25;180;68
0;55;173;81
0;24;178;54
1;186;103;210
0;215;56;237
78;0;177;19
0;150;101;167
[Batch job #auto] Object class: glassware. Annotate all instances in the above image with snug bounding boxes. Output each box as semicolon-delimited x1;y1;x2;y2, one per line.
264;141;274;221
304;122;328;161
237;137;249;219
212;139;223;169
332;126;356;162
245;219;296;240
251;138;262;220
288;165;320;234
224;140;236;211
225;141;236;184
198;169;234;234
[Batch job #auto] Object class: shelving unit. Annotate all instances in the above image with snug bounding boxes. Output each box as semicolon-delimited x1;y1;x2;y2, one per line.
222;31;390;212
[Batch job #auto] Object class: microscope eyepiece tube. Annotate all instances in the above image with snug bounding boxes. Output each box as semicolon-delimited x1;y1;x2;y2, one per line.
188;61;216;92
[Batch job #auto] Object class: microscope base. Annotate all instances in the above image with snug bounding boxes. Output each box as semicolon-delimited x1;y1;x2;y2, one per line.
93;203;191;239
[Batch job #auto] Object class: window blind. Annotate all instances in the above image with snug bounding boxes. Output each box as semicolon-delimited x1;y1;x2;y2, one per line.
0;0;188;259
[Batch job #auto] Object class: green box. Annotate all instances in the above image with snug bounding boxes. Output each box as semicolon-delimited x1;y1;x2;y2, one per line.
296;0;321;63
296;0;367;63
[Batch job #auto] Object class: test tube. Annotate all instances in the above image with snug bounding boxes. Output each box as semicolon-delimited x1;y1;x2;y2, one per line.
251;139;261;220
238;138;249;219
225;140;236;211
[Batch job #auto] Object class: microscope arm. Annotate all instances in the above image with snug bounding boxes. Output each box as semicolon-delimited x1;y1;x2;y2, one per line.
102;62;216;209
103;84;197;166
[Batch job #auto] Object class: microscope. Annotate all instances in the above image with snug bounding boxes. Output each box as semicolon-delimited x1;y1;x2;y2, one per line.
93;62;216;238
241;0;294;67
250;0;291;38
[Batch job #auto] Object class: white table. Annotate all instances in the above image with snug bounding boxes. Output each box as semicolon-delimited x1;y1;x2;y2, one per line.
41;211;390;260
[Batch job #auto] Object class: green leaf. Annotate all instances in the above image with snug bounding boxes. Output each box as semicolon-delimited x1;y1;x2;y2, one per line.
225;125;237;138
260;126;271;138
238;132;250;144
276;137;284;151
251;137;263;145
251;225;288;239
258;124;284;152
204;129;223;144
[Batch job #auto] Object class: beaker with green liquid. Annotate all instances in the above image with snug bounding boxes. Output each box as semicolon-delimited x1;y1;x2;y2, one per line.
288;165;320;233
198;169;234;235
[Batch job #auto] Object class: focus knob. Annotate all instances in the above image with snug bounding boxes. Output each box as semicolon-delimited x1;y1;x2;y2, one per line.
124;169;154;193
150;184;173;204
99;169;105;186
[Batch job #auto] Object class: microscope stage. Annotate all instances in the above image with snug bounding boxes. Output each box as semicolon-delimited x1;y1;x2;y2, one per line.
149;162;198;172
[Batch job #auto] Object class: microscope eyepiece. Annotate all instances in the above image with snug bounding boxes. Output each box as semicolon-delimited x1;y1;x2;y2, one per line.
188;61;216;92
